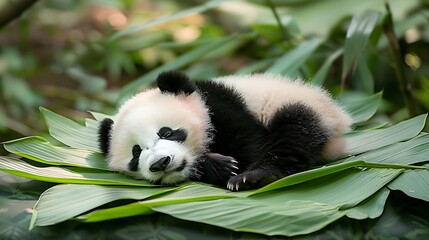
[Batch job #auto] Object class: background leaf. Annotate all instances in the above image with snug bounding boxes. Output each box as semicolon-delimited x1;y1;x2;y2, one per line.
310;49;343;86
111;0;227;40
266;38;323;76
341;92;382;123
118;34;249;104
342;10;380;80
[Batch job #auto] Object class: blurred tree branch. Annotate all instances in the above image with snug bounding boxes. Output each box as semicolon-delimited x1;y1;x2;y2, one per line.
0;0;39;29
382;2;417;117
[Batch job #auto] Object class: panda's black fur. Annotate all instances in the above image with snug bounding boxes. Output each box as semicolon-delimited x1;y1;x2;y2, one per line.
99;70;349;191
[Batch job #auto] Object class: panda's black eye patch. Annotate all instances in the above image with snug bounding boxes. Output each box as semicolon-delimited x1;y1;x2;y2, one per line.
132;145;142;157
157;127;187;142
129;145;141;171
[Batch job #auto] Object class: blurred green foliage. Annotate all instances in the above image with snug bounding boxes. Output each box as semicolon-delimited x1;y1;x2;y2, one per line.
0;0;427;141
1;0;429;238
0;1;428;137
0;0;427;136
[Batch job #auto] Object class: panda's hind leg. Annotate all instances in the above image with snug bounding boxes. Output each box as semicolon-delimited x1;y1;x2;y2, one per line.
227;102;328;191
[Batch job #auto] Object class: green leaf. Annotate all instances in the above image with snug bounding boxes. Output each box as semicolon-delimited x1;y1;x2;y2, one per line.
80;168;401;233
345;114;427;155
30;184;175;228
346;187;390;219
236;58;275;74
0;157;153;186
355;53;374;93
84;118;99;130
154;198;344;236
342;10;381;80
89;112;113;122
341;92;382;123
252;160;367;194
266;38;323;75
66;67;107;93
310;49;342;86
248;0;316;6
40;108;99;152
80;204;154;224
151;169;400;236
111;0;227;40
348;133;429;165
254;169;401;208
0;105;6;131
3;136;108;170
252;17;301;43
79;183;243;222
118;35;244;104
388;165;429;202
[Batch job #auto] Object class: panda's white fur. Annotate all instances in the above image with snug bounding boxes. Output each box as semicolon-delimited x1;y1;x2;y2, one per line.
99;71;352;190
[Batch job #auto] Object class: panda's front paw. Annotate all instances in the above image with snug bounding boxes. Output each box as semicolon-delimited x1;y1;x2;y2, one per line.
227;169;279;191
198;153;238;186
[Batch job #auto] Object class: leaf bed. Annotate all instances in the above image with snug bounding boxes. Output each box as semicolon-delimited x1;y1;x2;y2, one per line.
0;93;428;237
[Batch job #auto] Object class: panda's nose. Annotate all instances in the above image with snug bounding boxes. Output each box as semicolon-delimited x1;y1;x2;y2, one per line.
149;156;171;172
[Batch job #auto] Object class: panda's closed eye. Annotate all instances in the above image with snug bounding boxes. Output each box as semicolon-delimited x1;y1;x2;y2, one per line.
157;127;187;142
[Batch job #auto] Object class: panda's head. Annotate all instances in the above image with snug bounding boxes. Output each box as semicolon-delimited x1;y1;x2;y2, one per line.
98;71;212;184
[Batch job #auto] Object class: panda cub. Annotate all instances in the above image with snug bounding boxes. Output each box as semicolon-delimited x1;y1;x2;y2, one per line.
98;71;352;191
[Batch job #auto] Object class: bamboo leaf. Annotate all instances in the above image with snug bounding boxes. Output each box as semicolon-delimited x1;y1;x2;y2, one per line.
0;157;153;186
347;133;429;165
40;108;100;152
252;169;401;208
79;183;243;222
111;0;227;40
252;160;366;194
154;199;345;237
3;136;108;170
388;165;429;202
84;118;99;129
310;49;342;86
151;169;400;236
346;187;390;219
118;35;246;104
355;53;375;93
80;168;401;232
30;184;175;228
89;112;113;122
236;58;275;74
342;10;380;80
341;92;382;123
266;38;323;75
345;114;427;155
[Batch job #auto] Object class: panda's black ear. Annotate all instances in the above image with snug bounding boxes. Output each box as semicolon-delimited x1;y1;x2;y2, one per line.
156;70;196;95
98;118;114;156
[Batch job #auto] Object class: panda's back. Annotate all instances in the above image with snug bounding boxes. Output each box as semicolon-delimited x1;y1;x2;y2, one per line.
213;74;351;136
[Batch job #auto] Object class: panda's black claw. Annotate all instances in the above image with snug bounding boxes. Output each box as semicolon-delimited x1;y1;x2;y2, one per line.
198;153;239;187
227;169;280;191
